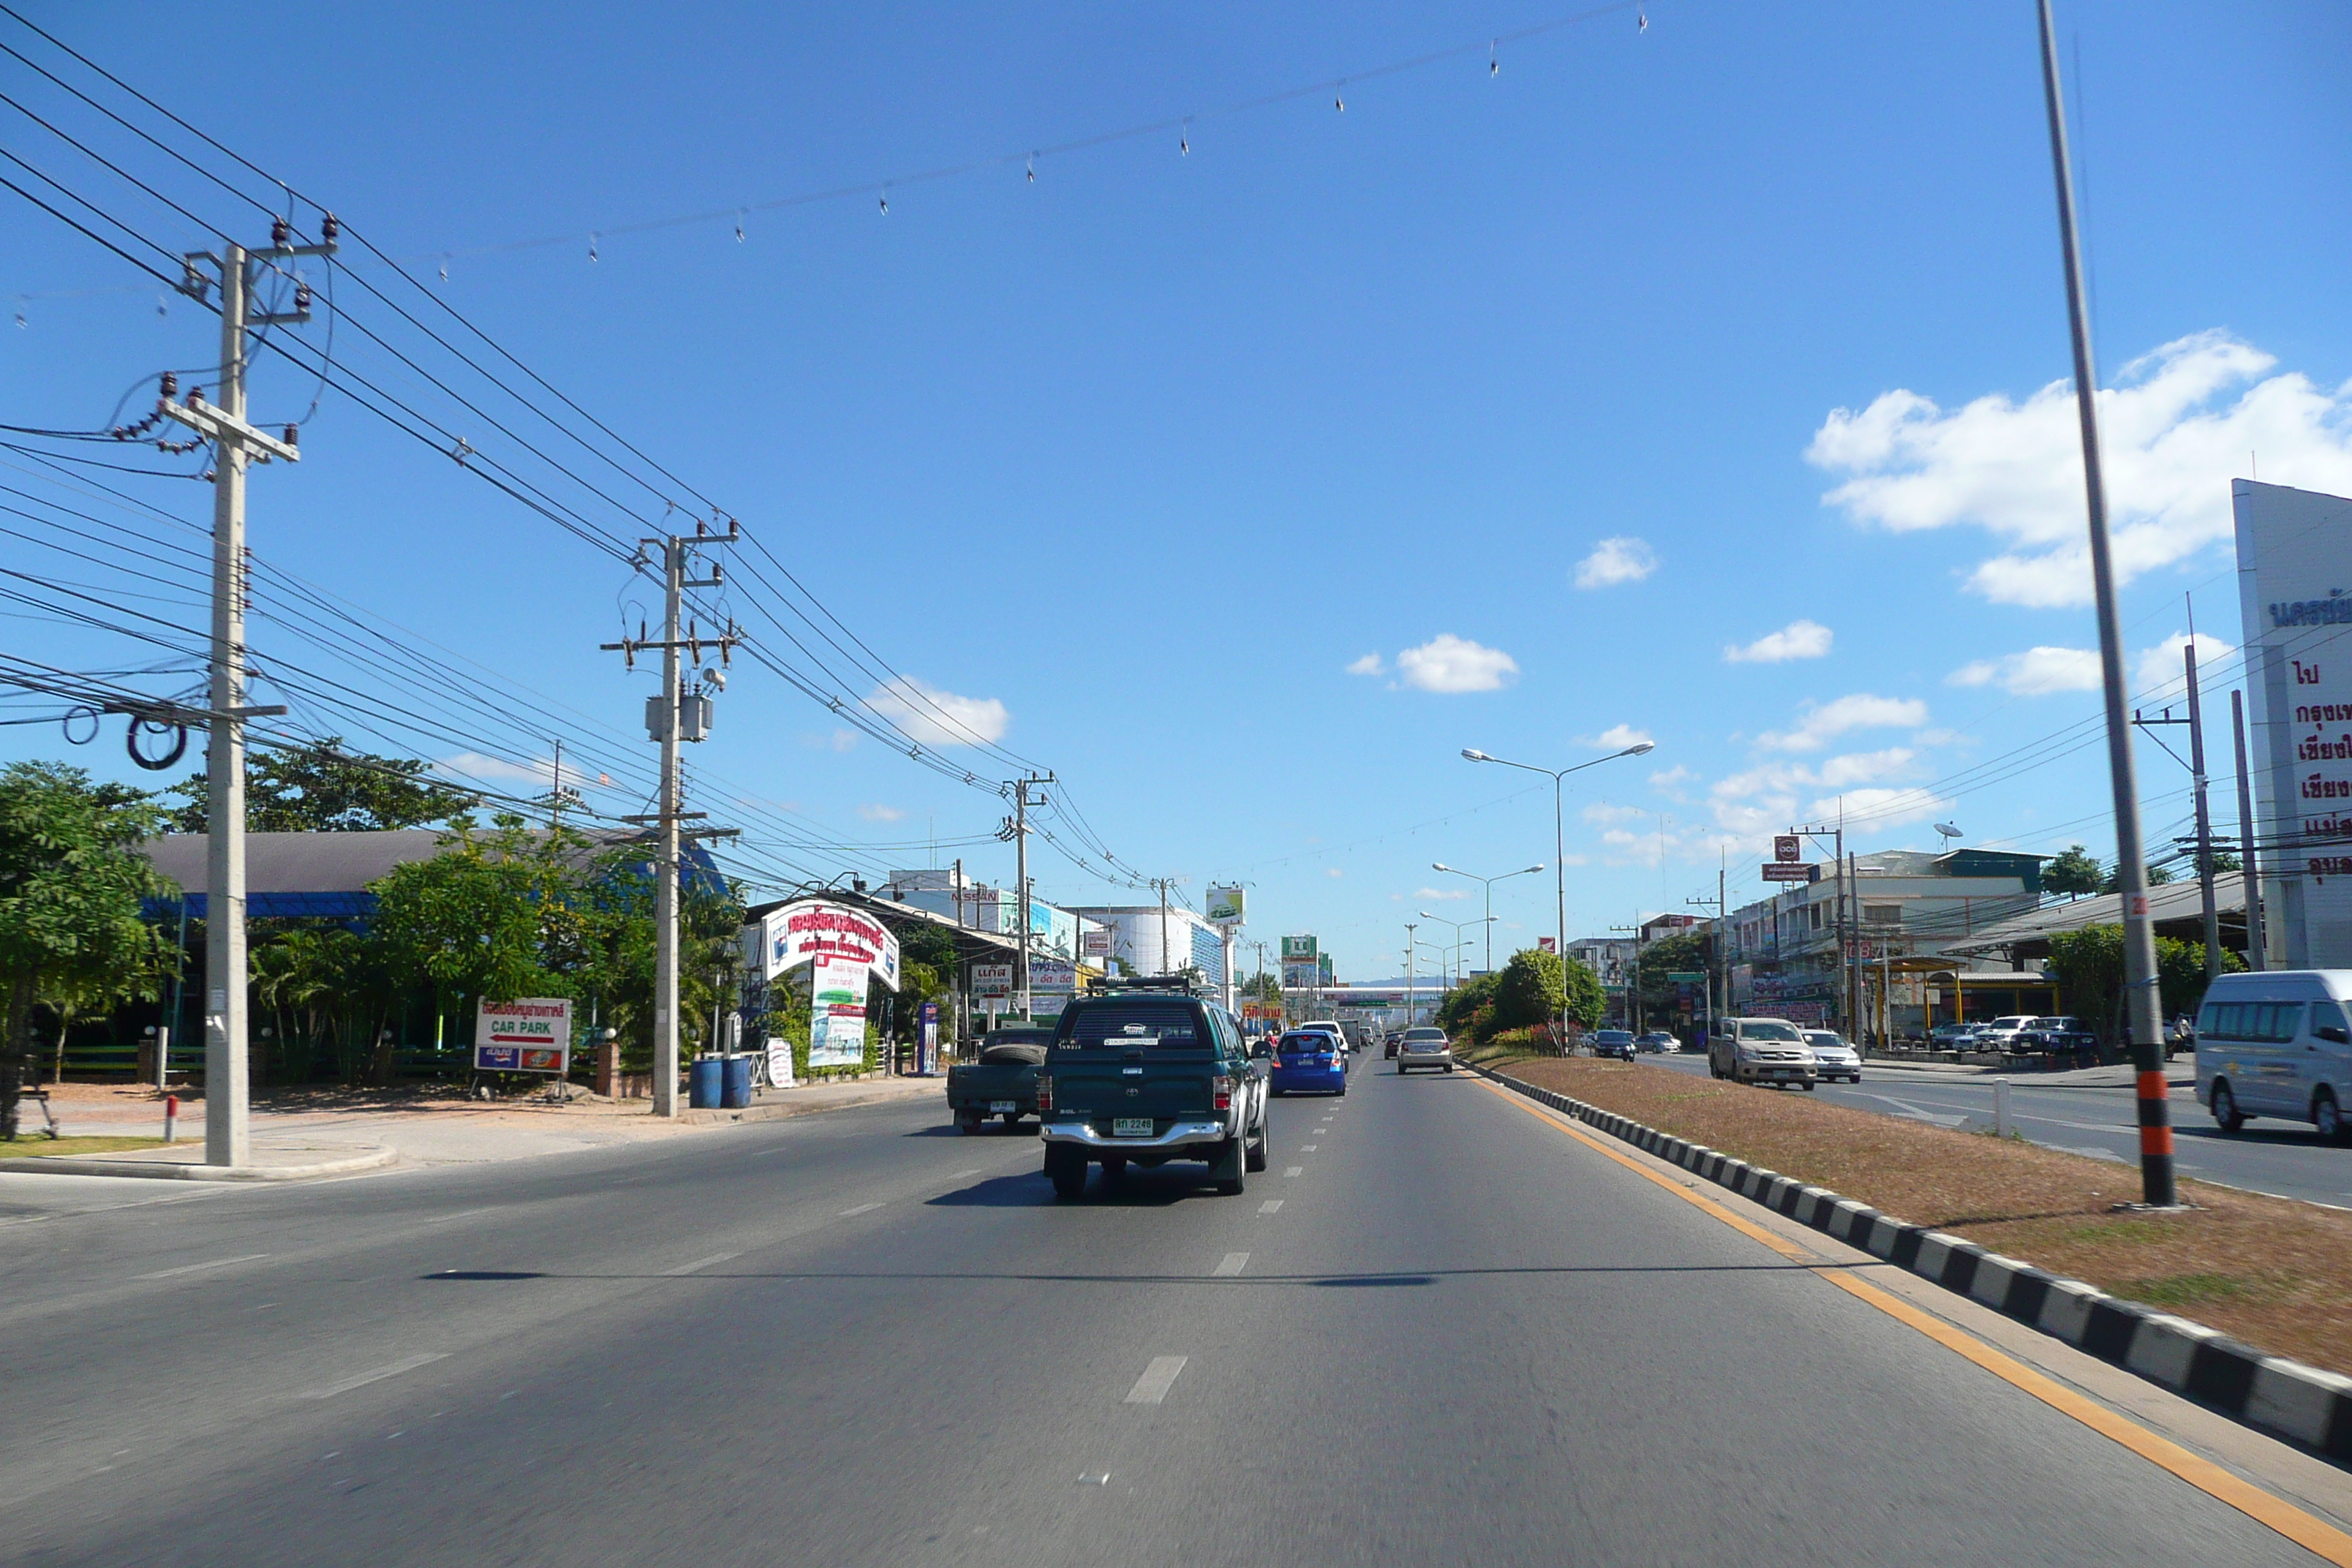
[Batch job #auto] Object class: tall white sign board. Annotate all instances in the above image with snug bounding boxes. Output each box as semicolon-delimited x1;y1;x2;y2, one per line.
2235;480;2352;968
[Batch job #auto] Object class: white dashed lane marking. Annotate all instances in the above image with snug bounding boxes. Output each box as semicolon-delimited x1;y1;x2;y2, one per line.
298;1354;448;1401
838;1203;882;1217
1213;1252;1249;1277
1123;1356;1188;1404
1301;1145;1316;1151
1258;1199;1284;1215
663;1252;739;1276
137;1253;268;1280
1284;1166;1303;1177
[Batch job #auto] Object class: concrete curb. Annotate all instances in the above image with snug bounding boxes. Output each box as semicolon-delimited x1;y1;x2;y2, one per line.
1472;1063;2352;1469
0;1145;396;1182
677;1081;941;1126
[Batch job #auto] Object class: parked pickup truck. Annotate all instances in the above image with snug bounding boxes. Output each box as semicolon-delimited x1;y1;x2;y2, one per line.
946;1027;1055;1133
1037;978;1269;1199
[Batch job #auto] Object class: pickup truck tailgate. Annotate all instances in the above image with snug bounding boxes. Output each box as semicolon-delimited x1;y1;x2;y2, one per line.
1054;1057;1213;1121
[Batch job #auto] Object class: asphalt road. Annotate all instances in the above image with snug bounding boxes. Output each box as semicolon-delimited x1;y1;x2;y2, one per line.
1638;1052;2352;1208
0;1063;2336;1566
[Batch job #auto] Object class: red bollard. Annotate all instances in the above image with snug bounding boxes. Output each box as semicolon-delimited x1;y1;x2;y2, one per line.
164;1094;178;1145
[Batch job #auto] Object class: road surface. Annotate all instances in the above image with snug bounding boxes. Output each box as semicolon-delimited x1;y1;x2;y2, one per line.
1639;1051;2352;1208
0;1064;2340;1565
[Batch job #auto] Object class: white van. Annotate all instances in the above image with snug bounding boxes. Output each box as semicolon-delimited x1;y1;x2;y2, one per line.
2194;970;2352;1139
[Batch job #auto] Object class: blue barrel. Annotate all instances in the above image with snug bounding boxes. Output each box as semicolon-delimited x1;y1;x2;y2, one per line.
688;1056;725;1109
722;1055;754;1109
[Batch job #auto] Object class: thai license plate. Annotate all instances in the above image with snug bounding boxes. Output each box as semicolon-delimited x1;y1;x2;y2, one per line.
989;1100;1017;1113
1112;1117;1153;1138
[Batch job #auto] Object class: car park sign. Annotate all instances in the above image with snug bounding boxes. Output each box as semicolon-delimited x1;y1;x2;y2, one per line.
475;998;571;1074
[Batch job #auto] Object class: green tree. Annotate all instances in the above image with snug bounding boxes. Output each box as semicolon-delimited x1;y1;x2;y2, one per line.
0;764;176;1137
2043;924;2244;1049
1435;970;1501;1039
2100;859;2176;894
2045;845;2102;900
166;737;478;834
1635;931;1708;1021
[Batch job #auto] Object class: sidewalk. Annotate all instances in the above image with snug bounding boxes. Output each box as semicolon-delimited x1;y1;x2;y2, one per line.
0;1074;948;1181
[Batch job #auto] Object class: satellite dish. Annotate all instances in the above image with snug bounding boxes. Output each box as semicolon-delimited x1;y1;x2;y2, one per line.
1934;822;1964;851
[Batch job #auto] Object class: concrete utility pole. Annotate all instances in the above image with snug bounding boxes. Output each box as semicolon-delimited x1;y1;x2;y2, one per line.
2037;0;2173;1207
160;221;331;1166
2231;689;2267;970
1790;821;1846;1036
1002;775;1051;1017
1685;864;1725;1039
1403;922;1418;1032
2184;638;2223;981
603;524;739;1117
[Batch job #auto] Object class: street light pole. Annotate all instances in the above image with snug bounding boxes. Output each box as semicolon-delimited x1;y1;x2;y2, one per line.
1431;862;1544;973
1462;741;1655;1049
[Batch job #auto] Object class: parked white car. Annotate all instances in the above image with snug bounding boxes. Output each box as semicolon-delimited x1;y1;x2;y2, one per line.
2195;970;2352;1139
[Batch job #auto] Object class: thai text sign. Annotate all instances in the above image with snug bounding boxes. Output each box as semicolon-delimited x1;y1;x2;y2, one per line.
475;997;571;1074
972;962;1013;998
1760;862;1819;883
747;900;901;990
807;952;869;1069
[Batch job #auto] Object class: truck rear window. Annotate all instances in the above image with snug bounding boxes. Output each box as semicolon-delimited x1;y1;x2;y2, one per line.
1058;1003;1204;1050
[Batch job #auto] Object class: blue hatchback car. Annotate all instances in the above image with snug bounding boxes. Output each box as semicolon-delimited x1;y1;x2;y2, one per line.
1270;1029;1348;1096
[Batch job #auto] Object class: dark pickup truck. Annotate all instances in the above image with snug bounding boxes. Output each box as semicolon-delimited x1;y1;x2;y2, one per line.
946;1028;1055;1133
1037;982;1269;1199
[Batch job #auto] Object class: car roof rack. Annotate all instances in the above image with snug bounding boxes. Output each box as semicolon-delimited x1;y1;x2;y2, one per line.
1082;972;1199;996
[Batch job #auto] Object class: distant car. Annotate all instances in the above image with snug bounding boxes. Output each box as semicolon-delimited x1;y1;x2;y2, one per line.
1383;1032;1402;1059
1972;1016;2038;1052
1635;1031;1676;1054
1803;1030;1862;1084
1928;1022;1979;1049
1270;1029;1348;1096
1297;1021;1349;1054
1396;1026;1453;1074
1591;1029;1636;1060
2019;1016;2097;1056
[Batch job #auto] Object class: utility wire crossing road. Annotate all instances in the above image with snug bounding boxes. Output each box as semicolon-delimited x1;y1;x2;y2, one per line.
1;1066;2346;1565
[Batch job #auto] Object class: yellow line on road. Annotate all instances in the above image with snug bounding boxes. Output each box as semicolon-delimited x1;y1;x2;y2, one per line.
1472;1077;2352;1565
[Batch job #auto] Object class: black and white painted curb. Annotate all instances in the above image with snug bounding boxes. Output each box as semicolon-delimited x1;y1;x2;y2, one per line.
1476;1063;2352;1468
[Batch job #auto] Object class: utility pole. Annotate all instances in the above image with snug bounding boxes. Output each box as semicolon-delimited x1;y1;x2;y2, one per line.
1403;922;1418;1033
1145;874;1180;979
1790;821;1847;1039
1686;864;1726;1040
161;220;330;1167
2185;638;2223;981
2231;689;2267;970
602;522;740;1117
1000;775;1052;1016
2038;0;2173;1207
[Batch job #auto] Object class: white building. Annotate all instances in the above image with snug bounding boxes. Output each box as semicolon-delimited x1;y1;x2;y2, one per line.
1071;904;1229;990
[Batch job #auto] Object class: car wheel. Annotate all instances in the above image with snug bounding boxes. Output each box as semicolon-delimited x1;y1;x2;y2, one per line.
957;1111;983;1134
1002;1112;1022;1128
2211;1079;2244;1134
1213;1135;1245;1196
1801;1082;1816;1092
1444;1064;1454;1073
2315;1088;2345;1142
1046;1145;1088;1199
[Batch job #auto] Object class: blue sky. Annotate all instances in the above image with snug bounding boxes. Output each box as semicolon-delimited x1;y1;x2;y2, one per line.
3;1;2348;983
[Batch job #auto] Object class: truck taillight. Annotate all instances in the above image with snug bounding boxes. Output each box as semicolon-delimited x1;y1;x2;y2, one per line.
1036;1074;1052;1112
1213;1074;1232;1111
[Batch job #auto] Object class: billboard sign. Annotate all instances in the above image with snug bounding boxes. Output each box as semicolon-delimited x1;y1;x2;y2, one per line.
807;952;869;1068
2236;480;2352;966
971;962;1013;998
1282;961;1318;990
1774;834;1801;863
1207;886;1246;927
747;900;901;990
1082;928;1114;956
475;998;572;1074
1760;862;1819;883
1030;957;1077;993
1281;935;1317;963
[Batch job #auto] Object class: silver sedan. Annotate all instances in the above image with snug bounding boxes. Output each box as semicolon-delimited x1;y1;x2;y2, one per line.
1396;1028;1454;1074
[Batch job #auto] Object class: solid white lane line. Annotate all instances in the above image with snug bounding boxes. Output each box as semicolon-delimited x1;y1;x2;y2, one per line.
299;1353;448;1400
1301;1145;1317;1151
1284;1166;1303;1177
1257;1199;1283;1215
137;1252;268;1280
838;1202;881;1217
1213;1252;1249;1277
663;1252;739;1276
1123;1356;1188;1404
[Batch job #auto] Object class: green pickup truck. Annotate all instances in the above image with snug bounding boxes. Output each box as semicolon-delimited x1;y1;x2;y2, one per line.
1037;981;1269;1199
946;1027;1055;1133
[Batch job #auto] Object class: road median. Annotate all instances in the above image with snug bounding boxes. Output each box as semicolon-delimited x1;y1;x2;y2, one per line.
1477;1055;2352;1466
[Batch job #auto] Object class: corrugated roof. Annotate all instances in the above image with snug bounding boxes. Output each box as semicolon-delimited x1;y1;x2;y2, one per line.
1948;878;2244;953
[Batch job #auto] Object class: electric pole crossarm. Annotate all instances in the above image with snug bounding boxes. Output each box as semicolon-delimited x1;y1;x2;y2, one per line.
158;398;303;463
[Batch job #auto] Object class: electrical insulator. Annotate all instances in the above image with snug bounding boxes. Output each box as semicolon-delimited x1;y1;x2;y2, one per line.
272;216;290;246
322;214;339;242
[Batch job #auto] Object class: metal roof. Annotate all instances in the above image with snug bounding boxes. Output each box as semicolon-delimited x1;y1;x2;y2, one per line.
1945;878;2244;954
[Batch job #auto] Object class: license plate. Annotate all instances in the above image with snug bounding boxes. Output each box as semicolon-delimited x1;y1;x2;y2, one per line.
1112;1117;1153;1138
989;1100;1017;1113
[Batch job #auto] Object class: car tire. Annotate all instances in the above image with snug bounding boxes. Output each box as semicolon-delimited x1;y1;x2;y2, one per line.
2315;1088;2345;1142
1444;1064;1454;1073
1212;1135;1245;1196
1002;1112;1022;1128
1801;1082;1816;1092
1046;1145;1088;1199
957;1111;984;1134
2211;1079;2244;1134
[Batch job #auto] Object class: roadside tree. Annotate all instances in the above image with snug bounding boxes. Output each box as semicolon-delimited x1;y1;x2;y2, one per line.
166;736;478;834
2045;845;2102;900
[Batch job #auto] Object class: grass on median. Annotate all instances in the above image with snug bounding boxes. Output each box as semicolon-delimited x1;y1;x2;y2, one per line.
0;1136;173;1159
1494;1055;2352;1380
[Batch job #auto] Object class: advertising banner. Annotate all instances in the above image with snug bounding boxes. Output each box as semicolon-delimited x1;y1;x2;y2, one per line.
748;900;901;990
1207;886;1246;927
807;952;870;1069
919;1000;939;1076
1281;935;1317;963
972;962;1013;998
475;998;572;1074
1537;936;1556;953
2236;480;2352;965
1030;957;1077;993
1760;862;1819;883
1282;961;1318;990
1081;928;1114;956
764;1036;796;1089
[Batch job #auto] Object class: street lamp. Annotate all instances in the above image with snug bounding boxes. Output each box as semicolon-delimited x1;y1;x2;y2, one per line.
1431;861;1544;973
1462;739;1656;1049
1420;911;1493;989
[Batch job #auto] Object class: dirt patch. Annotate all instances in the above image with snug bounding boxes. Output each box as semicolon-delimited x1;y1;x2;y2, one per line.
0;1136;170;1159
1497;1056;2352;1379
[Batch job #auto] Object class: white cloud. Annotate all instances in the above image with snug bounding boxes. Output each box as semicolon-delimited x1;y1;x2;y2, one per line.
1757;693;1929;752
1325;867;1345;878
1807;785;1953;829
2135;632;2236;702
1395;634;1518;693
800;728;862;753
1808;331;2352;608
1416;886;1469;901
1725;619;1833;664
1346;653;1385;676
1574;536;1657;589
856;803;905;823
1708;751;1926;842
1816;747;1915;788
434;751;554;787
1583;802;1646;825
1589;723;1655;751
1948;646;2102;696
864;679;1009;747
